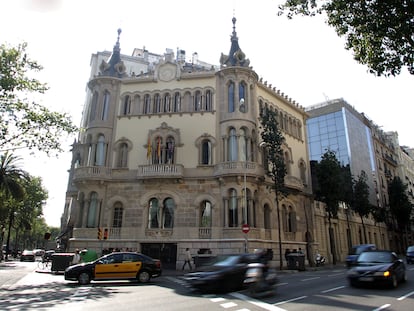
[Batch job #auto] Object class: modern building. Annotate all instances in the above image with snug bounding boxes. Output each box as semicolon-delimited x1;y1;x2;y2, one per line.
59;19;314;269
306;99;378;205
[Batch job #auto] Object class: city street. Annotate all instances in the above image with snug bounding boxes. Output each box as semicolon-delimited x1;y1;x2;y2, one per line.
1;260;414;311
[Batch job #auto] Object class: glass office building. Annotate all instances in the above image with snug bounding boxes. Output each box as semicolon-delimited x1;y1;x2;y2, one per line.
306;99;377;204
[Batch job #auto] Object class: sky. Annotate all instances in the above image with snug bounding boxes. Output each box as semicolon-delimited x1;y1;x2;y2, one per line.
1;0;412;227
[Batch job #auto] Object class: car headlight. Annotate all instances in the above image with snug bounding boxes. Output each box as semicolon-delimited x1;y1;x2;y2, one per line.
373;271;390;277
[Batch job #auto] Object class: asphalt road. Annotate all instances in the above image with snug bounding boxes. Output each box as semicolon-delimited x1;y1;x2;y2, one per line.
1;260;414;311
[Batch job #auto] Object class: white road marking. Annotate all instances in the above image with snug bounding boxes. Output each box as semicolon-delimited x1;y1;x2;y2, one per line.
372;304;391;311
221;302;238;308
230;292;287;311
397;290;414;301
274;295;307;305
321;286;345;293
301;277;320;281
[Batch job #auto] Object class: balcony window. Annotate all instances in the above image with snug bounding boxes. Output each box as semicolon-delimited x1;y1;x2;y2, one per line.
163;198;175;228
148;198;159;228
112;203;123;227
87;192;98;228
200;200;212;227
228;81;235;112
228;188;238;227
102;90;110;120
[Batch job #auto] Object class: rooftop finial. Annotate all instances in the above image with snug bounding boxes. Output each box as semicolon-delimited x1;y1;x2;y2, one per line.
117;28;122;44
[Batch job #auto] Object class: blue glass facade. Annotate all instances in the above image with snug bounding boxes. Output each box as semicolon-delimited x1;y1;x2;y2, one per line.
307;110;350;165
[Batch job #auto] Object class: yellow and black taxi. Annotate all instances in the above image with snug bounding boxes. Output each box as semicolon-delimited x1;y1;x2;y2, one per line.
64;251;162;285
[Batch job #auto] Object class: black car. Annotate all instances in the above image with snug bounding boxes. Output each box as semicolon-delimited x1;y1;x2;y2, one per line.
184;253;260;293
347;250;406;288
64;252;162;285
406;245;414;264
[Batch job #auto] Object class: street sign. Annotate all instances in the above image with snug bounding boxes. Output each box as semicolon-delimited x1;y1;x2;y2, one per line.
242;224;250;234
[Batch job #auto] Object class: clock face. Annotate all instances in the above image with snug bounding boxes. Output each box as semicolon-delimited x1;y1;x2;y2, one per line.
159;65;176;81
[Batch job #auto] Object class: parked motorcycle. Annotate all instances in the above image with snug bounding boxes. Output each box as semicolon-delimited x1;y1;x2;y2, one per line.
244;263;278;297
315;253;326;266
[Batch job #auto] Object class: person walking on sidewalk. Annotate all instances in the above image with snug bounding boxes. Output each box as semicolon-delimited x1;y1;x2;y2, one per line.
182;248;193;271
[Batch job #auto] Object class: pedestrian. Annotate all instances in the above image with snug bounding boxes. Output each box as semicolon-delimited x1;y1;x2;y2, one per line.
182;248;193;271
71;249;81;265
284;248;291;261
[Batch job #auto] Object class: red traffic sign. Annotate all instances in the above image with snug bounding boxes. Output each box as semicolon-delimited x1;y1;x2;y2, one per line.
242;224;250;234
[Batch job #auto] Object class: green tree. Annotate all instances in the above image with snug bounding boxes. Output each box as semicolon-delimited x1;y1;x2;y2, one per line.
259;106;287;270
388;176;413;251
352;170;372;243
278;1;414;76
0;152;29;252
0;43;78;155
314;150;342;264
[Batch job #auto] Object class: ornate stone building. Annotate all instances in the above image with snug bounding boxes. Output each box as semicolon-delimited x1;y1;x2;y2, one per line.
60;19;314;269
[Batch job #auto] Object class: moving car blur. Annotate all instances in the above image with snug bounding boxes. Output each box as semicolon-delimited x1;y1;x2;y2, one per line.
184;253;266;293
347;250;406;288
346;244;376;268
20;250;35;262
64;252;162;285
406;245;414;264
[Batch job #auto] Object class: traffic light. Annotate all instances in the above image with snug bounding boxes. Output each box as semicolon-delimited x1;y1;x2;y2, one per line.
97;227;102;240
103;228;109;240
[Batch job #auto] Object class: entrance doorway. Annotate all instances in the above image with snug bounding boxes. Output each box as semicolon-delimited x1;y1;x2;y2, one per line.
141;243;177;269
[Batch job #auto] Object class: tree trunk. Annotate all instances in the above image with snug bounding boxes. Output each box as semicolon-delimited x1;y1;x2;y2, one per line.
328;215;337;265
360;215;367;244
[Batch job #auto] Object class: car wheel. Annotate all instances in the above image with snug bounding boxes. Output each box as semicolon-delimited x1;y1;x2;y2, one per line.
78;272;91;285
390;274;398;288
138;270;151;283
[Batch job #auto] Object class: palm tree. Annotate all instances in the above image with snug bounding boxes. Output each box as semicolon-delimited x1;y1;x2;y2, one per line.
0;152;29;260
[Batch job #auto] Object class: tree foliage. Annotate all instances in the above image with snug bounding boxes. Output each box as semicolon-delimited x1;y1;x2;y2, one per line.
314;150;342;218
278;0;414;76
0;43;78;155
388;176;412;231
259;106;287;194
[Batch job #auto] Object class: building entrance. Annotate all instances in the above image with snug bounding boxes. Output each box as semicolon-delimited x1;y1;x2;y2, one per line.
141;243;177;269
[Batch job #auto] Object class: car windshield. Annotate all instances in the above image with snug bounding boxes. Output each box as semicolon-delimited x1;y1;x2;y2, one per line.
213;255;240;266
357;251;392;263
407;246;414;252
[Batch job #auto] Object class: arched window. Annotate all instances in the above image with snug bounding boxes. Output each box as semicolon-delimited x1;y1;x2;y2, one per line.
228;81;235;112
288;207;297;232
154;94;161;113
239;128;247;162
194;90;202;111
148;198;159;228
228;188;238;227
117;142;128;167
166;136;175;164
228;128;237;161
284;151;291;175
201;139;212;165
174;92;181;112
264;204;271;229
95;134;106;166
200;200;212;227
112;202;123;227
87;192;99;228
122;95;131;115
89;91;98;122
163;198;175;228
164;93;171;112
102;90;110;120
239;82;247;112
205;90;212;111
143;94;151;114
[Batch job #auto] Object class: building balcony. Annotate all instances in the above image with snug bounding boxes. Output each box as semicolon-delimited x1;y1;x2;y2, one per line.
73;166;113;182
137;164;184;180
214;161;263;178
